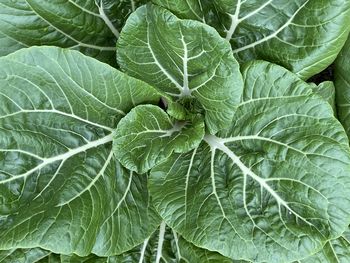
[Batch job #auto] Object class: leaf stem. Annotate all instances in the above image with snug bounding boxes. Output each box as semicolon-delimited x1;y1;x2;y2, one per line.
155;222;166;263
96;0;120;38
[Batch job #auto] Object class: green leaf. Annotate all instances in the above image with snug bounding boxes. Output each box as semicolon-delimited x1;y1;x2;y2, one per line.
0;248;60;263
149;61;350;262
166;101;188;121
0;0;147;63
117;3;243;134
151;0;223;31
297;227;350;263
152;0;207;21
113;105;205;174
0;46;163;256
221;0;350;79
335;36;350;138
62;223;233;263
0;31;26;57
61;254;109;263
153;0;350;80
310;81;336;115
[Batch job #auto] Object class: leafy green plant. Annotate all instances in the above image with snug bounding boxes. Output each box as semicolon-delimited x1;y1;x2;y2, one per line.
1;1;350;263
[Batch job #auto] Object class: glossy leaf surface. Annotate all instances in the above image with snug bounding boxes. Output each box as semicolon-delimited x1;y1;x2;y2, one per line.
0;46;162;256
117;4;243;134
153;0;350;79
149;61;350;262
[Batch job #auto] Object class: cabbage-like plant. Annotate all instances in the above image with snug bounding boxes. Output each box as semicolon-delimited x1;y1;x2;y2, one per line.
1;1;350;262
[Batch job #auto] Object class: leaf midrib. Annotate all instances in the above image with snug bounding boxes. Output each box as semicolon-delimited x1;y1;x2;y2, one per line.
204;134;317;229
0;133;113;185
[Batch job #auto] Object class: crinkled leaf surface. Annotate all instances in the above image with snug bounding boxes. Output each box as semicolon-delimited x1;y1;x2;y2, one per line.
117;4;243;134
113;105;205;174
0;46;163;256
335;36;350;138
296;227;350;263
0;0;147;63
0;248;60;263
149;61;350;262
152;0;350;80
61;223;232;263
295;227;350;263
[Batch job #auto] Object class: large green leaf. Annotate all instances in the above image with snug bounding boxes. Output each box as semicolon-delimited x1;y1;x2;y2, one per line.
0;46;163;256
113;105;204;174
61;223;232;263
149;61;350;262
152;0;350;80
0;248;60;263
117;4;243;134
0;0;148;63
335;36;350;139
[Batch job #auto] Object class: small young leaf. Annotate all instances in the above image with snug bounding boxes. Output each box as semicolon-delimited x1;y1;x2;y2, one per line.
117;3;243;134
113;105;205;174
149;61;350;262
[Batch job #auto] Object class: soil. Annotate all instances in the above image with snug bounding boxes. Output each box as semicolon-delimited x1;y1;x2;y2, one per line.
307;65;334;84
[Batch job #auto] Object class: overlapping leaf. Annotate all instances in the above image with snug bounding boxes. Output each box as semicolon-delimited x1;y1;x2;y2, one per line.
97;0;149;33
117;4;243;134
0;0;148;63
152;0;350;79
0;46;163;256
151;0;223;31
149;61;350;262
